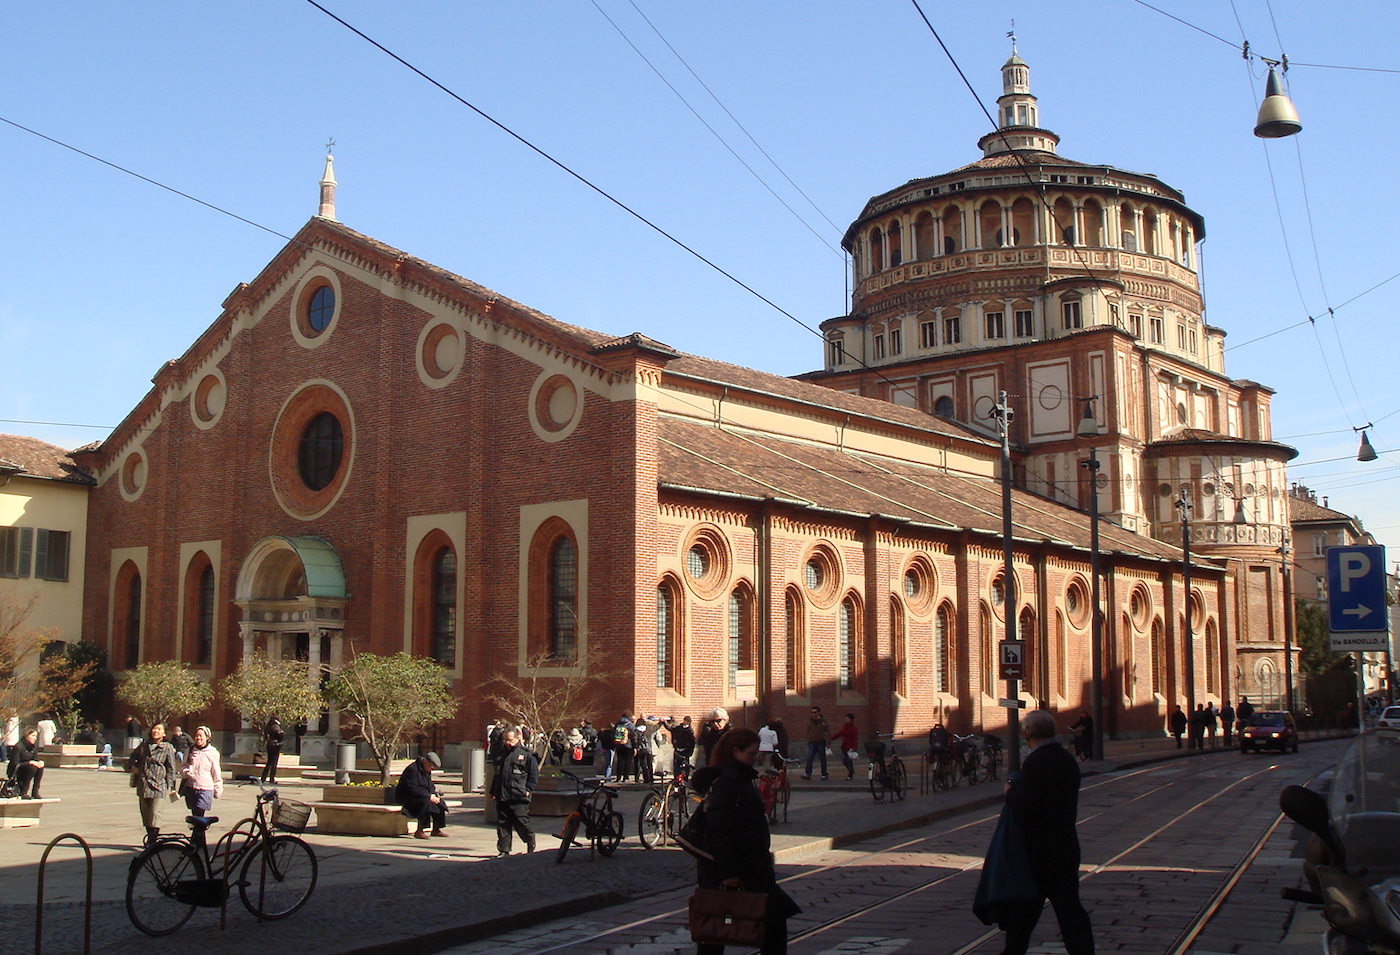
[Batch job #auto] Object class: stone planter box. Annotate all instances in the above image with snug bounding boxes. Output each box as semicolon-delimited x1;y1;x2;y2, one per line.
38;744;104;768
320;785;396;805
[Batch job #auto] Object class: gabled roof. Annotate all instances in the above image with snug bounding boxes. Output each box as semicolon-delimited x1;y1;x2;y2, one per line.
1289;494;1362;526
0;433;94;485
658;418;1197;566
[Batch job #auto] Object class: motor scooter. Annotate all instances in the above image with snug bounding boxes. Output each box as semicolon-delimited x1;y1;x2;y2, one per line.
1279;783;1400;953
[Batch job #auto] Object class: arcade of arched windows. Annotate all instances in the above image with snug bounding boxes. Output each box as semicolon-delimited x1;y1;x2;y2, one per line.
854;194;1197;281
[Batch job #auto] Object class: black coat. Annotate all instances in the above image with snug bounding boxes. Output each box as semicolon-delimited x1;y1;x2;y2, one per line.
669;723;695;755
397;759;438;816
8;738;41;778
691;763;773;887
491;743;538;803
1005;740;1081;886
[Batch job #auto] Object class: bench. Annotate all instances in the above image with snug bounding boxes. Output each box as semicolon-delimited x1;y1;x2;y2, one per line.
0;797;61;828
312;798;464;837
38;744;112;769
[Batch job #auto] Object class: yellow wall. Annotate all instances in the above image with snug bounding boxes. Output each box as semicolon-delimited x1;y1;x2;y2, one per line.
0;475;88;642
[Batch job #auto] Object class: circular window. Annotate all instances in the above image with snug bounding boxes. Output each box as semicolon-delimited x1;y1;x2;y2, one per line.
269;381;355;520
1201;483;1215;497
418;321;465;386
191;371;226;429
1129;586;1151;630
681;525;730;600
298;412;344;491
528;372;584;442
1066;579;1090;628
802;545;840;608
1158;483;1172;497
121;450;148;499
902;555;936;613
933;395;954;418
1038;384;1063;410
307;286;335;332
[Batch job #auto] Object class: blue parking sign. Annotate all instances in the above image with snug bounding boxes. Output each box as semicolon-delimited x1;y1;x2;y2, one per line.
1326;545;1388;636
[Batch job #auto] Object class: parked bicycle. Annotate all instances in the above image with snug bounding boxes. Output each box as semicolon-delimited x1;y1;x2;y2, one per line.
757;757;795;824
556;770;624;862
952;732;984;785
929;742;958;791
980;733;1003;781
638;767;694;848
865;733;907;802
125;784;317;936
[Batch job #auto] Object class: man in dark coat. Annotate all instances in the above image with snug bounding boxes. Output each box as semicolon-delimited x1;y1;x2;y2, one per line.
668;715;695;776
1169;705;1188;748
261;716;285;782
999;708;1093;955
1219;700;1236;746
398;751;446;838
490;727;538;856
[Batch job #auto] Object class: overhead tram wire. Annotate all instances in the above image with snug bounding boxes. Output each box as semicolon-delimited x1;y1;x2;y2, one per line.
588;0;844;258
618;0;847;238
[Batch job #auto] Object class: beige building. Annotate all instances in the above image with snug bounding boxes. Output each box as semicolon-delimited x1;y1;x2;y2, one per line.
0;433;92;650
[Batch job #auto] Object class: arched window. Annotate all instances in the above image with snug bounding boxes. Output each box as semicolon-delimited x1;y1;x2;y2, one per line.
1055;611;1068;698
979;201;1002;249
914;211;936;261
1011;197;1035;247
868;226;885;273
933;395;955;418
1205;619;1219;695
838;596;860;691
1083;199;1103;246
431;547;457;667
549;537;577;661
195;563;215;666
935;602;954;693
115;563;143;669
1019;607;1037;697
980;602;993;694
941;206;961;254
1151;618;1165;695
891;596;907;698
785;586;805;693
657;578;680;689
1054;197;1076;245
728;587;754;694
887;219;902;267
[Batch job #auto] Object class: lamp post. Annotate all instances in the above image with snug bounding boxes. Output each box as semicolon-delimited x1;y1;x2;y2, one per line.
1175;491;1196;720
1077;400;1105;761
992;390;1022;774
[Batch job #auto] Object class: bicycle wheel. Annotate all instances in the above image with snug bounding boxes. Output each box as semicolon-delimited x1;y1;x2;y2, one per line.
595;810;624;857
240;835;317;920
638;791;664;848
890;757;907;801
556;812;582;863
935;757;956;791
986;750;1001;781
126;842;205;936
776;774;790;822
869;763;885;802
665;789;690;845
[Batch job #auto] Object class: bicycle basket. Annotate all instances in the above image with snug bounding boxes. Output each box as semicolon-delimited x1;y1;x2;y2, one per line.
272;798;312;833
863;740;886;758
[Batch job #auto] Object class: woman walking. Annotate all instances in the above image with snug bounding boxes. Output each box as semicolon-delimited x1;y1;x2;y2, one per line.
129;722;181;845
691;727;800;954
181;726;223;816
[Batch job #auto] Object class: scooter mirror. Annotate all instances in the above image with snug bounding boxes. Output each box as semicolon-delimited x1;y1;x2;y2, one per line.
1281;784;1346;866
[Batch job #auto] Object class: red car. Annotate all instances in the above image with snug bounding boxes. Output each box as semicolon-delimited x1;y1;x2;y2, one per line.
1240;711;1299;754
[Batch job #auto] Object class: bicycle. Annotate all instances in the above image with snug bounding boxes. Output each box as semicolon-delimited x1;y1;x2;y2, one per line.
929;745;959;790
980;733;1003;781
556;770;624;862
638;767;694;848
757;756;794;824
865;734;907;802
952;733;983;785
125;784;317;936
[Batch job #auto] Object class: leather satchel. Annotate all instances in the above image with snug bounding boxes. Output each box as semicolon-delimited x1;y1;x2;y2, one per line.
688;886;768;947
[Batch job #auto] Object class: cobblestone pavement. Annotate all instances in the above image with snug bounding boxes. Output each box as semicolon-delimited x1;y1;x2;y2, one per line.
2;733;1351;955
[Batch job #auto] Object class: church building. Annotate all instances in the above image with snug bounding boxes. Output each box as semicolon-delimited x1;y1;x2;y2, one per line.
72;49;1290;759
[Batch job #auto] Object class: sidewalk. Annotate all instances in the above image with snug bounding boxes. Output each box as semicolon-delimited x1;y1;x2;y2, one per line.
1;732;1334;955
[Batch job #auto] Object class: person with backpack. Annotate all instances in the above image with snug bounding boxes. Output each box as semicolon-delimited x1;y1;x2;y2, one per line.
604;712;635;782
634;716;656;785
669;715;696;776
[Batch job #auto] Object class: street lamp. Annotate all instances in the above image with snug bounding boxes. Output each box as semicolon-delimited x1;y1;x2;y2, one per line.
991;390;1022;774
1077;399;1105;761
1175;491;1196;722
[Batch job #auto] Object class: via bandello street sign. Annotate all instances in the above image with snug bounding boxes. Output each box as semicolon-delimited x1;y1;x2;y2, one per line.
999;640;1025;681
1326;544;1390;651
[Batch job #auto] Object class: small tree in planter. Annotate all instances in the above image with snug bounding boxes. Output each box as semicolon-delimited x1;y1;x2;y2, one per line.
116;661;213;729
220;653;325;741
480;651;613;761
325;651;457;786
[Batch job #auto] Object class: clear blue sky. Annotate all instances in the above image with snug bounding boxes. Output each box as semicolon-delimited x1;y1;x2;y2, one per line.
1;2;1396;562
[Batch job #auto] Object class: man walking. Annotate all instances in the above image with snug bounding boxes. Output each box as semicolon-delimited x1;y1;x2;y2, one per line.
261;716;285;783
1168;705;1187;748
490;726;538;856
831;713;860;780
1219;700;1236;747
802;706;829;780
998;708;1094;955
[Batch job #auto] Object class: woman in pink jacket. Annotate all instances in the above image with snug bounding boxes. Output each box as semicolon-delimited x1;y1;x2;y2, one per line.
181;726;223;816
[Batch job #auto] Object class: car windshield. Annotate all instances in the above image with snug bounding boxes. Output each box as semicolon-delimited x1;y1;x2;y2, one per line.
1246;713;1286;727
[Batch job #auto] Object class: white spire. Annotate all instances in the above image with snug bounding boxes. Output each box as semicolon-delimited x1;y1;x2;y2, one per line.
318;141;337;221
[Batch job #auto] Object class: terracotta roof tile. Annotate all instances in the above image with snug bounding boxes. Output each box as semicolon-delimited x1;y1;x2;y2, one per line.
0;434;94;484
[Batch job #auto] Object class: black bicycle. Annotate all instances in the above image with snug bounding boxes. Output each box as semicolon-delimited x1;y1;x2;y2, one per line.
126;785;317;936
638;767;693;848
865;733;907;802
556;770;624;862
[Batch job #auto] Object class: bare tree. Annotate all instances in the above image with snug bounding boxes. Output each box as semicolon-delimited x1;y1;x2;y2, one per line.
0;586;94;722
480;651;613;754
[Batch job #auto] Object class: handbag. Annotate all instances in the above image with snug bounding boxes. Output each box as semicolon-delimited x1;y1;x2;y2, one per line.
675;800;715;861
688;886;768;947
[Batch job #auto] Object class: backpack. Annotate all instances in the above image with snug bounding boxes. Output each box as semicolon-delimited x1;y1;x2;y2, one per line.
675;793;715;861
613;723;632;749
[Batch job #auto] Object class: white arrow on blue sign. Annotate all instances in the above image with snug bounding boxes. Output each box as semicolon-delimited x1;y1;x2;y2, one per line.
1326;544;1389;635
